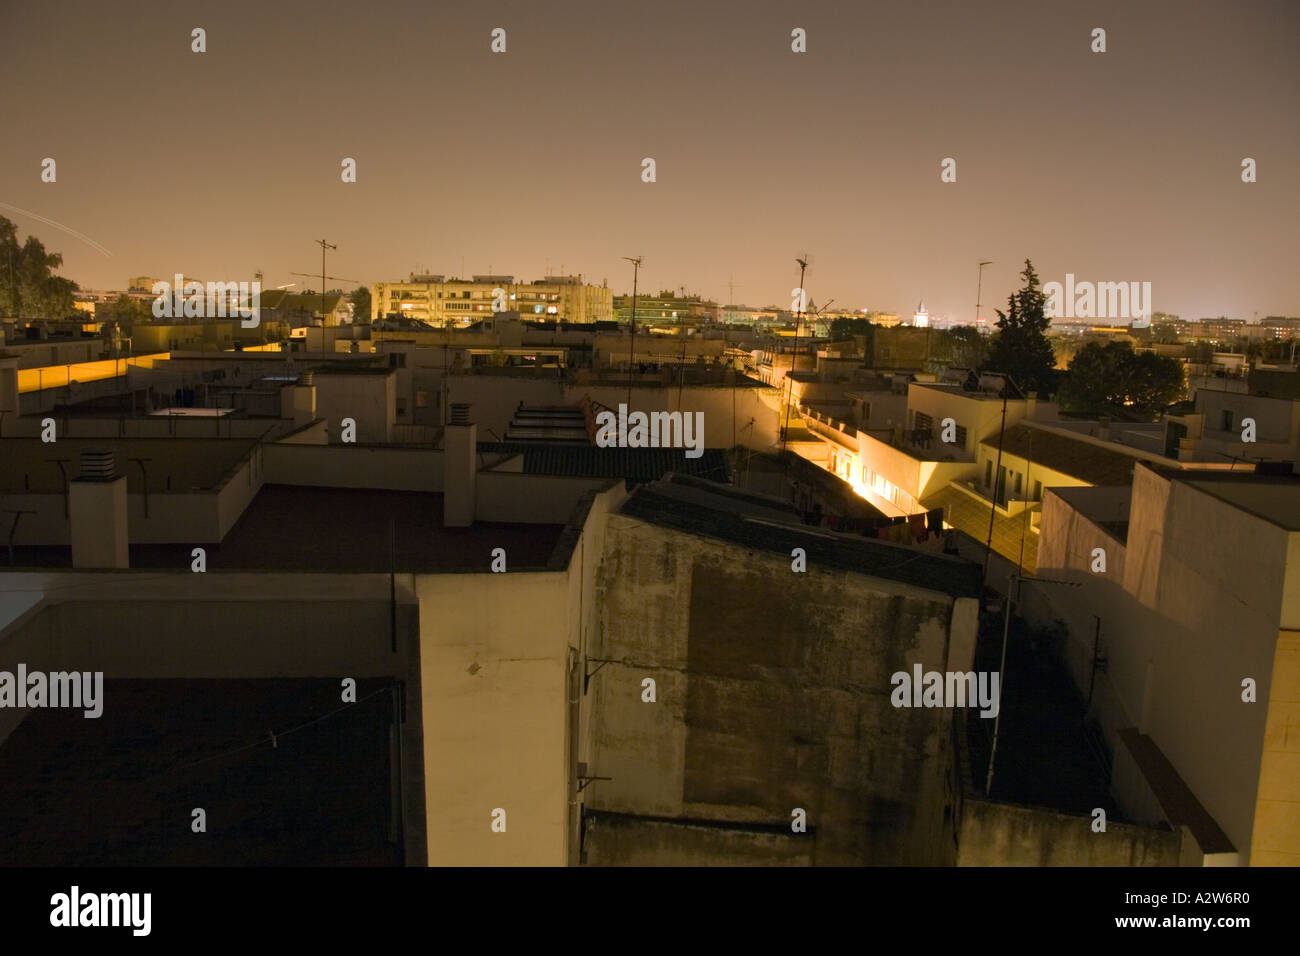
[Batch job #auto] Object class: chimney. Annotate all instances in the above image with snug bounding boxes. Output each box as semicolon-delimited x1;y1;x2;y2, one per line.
283;371;316;427
444;403;476;527
69;446;129;569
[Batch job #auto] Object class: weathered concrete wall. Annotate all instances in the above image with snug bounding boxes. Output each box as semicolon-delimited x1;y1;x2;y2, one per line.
957;799;1180;866
586;513;974;865
583;811;813;866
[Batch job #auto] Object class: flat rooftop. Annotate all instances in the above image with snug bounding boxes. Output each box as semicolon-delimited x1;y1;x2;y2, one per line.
622;475;981;598
10;485;568;573
479;442;731;483
0;437;257;493
913;383;1015;402
163;485;567;573
1172;469;1300;531
0;679;400;865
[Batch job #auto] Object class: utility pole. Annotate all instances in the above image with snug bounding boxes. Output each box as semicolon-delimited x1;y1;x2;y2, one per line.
316;239;337;324
976;260;993;328
781;256;809;464
981;387;1008;590
623;256;642;412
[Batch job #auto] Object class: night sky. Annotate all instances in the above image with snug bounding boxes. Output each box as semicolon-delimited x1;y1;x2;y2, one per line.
2;0;1296;320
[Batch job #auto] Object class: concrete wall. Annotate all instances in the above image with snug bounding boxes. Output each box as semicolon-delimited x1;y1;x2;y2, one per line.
585;512;978;865
957;799;1180;866
416;569;571;865
1255;622;1300;864
1029;465;1291;863
262;443;444;492
314;371;396;444
583;812;813;866
476;472;612;524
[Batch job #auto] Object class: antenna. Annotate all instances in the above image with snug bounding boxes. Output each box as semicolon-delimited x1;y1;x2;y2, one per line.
976;260;993;327
782;255;811;469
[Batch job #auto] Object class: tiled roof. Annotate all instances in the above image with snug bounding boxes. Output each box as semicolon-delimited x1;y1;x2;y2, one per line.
623;476;981;598
980;425;1139;486
477;442;730;483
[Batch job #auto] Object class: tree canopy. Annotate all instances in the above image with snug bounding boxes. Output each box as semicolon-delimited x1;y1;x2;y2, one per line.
0;215;79;319
984;259;1057;395
349;286;371;323
1057;340;1185;421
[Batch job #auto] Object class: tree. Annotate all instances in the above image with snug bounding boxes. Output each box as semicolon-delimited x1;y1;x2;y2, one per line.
829;316;871;340
349;286;371;323
104;293;150;331
984;259;1057;395
0;215;79;318
1057;341;1184;420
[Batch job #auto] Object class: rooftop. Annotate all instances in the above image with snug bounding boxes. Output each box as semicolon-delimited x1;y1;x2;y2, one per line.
479;442;730;483
1167;467;1300;532
0;437;257;494
621;474;981;598
11;485;568;573
981;424;1140;486
913;382;1021;402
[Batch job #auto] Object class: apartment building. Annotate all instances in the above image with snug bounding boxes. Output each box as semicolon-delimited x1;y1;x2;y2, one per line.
373;275;612;327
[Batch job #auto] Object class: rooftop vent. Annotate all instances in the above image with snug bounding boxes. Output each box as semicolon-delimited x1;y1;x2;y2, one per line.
449;403;471;425
78;446;116;481
298;371;314;386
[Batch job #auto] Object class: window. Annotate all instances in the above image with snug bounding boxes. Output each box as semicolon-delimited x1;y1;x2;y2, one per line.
1033;480;1042;501
1222;410;1234;431
1014;472;1023;495
954;424;968;448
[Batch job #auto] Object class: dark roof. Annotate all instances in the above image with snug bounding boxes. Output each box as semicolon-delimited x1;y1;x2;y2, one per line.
622;475;981;598
6;485;566;574
478;442;730;483
980;425;1140;485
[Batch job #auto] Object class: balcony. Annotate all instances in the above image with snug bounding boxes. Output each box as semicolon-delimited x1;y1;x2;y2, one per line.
797;405;857;450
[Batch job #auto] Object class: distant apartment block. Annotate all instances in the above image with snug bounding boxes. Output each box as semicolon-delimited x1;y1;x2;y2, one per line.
373;275;612;326
615;291;718;325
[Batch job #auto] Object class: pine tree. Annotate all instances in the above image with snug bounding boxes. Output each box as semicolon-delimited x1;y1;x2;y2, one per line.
984;259;1057;395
